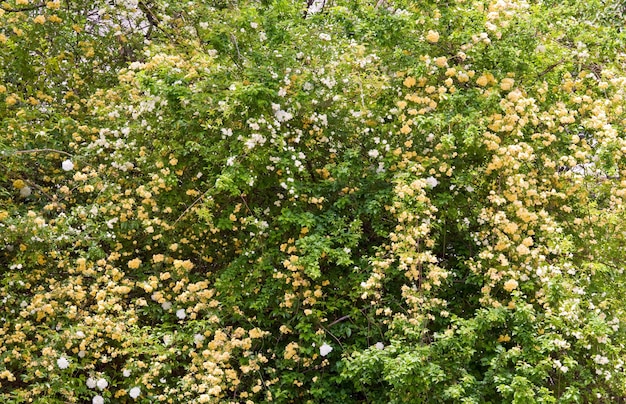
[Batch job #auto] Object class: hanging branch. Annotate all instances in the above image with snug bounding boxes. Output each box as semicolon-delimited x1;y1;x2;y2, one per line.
0;3;46;13
1;148;74;158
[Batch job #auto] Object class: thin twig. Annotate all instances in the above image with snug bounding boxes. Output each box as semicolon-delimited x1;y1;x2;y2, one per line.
2;148;74;158
318;323;344;349
173;186;214;225
327;315;351;327
229;33;242;64
538;58;565;78
0;3;45;13
239;193;255;216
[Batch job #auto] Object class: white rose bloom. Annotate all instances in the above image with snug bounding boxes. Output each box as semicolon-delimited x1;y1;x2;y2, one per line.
62;159;74;171
319;342;333;357
96;378;108;390
20;186;32;198
129;387;141;399
425;176;439;188
57;357;69;369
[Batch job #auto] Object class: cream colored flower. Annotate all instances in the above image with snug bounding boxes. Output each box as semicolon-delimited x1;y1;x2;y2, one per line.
503;279;519;292
426;30;440;43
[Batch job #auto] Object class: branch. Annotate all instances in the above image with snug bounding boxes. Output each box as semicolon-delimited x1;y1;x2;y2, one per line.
1;148;74;158
173;186;214;225
327;315;351;327
0;2;46;13
538;58;565;78
138;1;163;39
229;33;243;64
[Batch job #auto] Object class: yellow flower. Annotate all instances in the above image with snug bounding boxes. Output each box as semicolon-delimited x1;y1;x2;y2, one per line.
128;258;142;269
403;76;416;88
0;34;6;44
0;210;8;221
13;179;25;189
6;94;18;106
425;30;440;43
173;259;194;270
498;334;511;343
502;221;518;235
503;279;518;292
249;328;265;339
476;75;489;87
500;77;515;91
516;244;530;256
33;15;46;24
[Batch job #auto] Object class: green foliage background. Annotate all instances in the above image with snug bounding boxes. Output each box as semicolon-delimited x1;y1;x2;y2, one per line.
1;0;626;402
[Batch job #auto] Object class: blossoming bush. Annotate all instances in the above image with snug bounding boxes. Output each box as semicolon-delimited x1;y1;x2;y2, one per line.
1;0;626;403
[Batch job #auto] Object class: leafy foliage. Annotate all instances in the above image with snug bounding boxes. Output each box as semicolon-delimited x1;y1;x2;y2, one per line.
1;0;626;403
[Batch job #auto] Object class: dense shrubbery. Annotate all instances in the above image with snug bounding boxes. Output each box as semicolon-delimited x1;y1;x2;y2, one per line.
2;0;626;402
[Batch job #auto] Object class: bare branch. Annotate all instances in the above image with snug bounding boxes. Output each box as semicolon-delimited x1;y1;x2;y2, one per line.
1;148;74;158
173;186;214;225
0;2;46;13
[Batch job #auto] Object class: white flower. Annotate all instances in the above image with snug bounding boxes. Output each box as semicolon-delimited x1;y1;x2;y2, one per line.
57;357;69;369
123;369;131;377
129;387;141;399
594;355;610;365
163;334;173;346
96;378;108;390
319;342;333;357
92;395;104;404
308;0;325;14
319;33;331;41
62;159;74;171
176;309;186;319
19;186;32;198
161;301;172;310
86;378;97;389
129;61;145;70
425;176;438;188
375;342;385;350
274;109;293;123
368;149;379;158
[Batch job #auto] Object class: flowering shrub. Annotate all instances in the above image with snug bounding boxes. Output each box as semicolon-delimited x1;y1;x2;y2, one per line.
1;0;626;403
